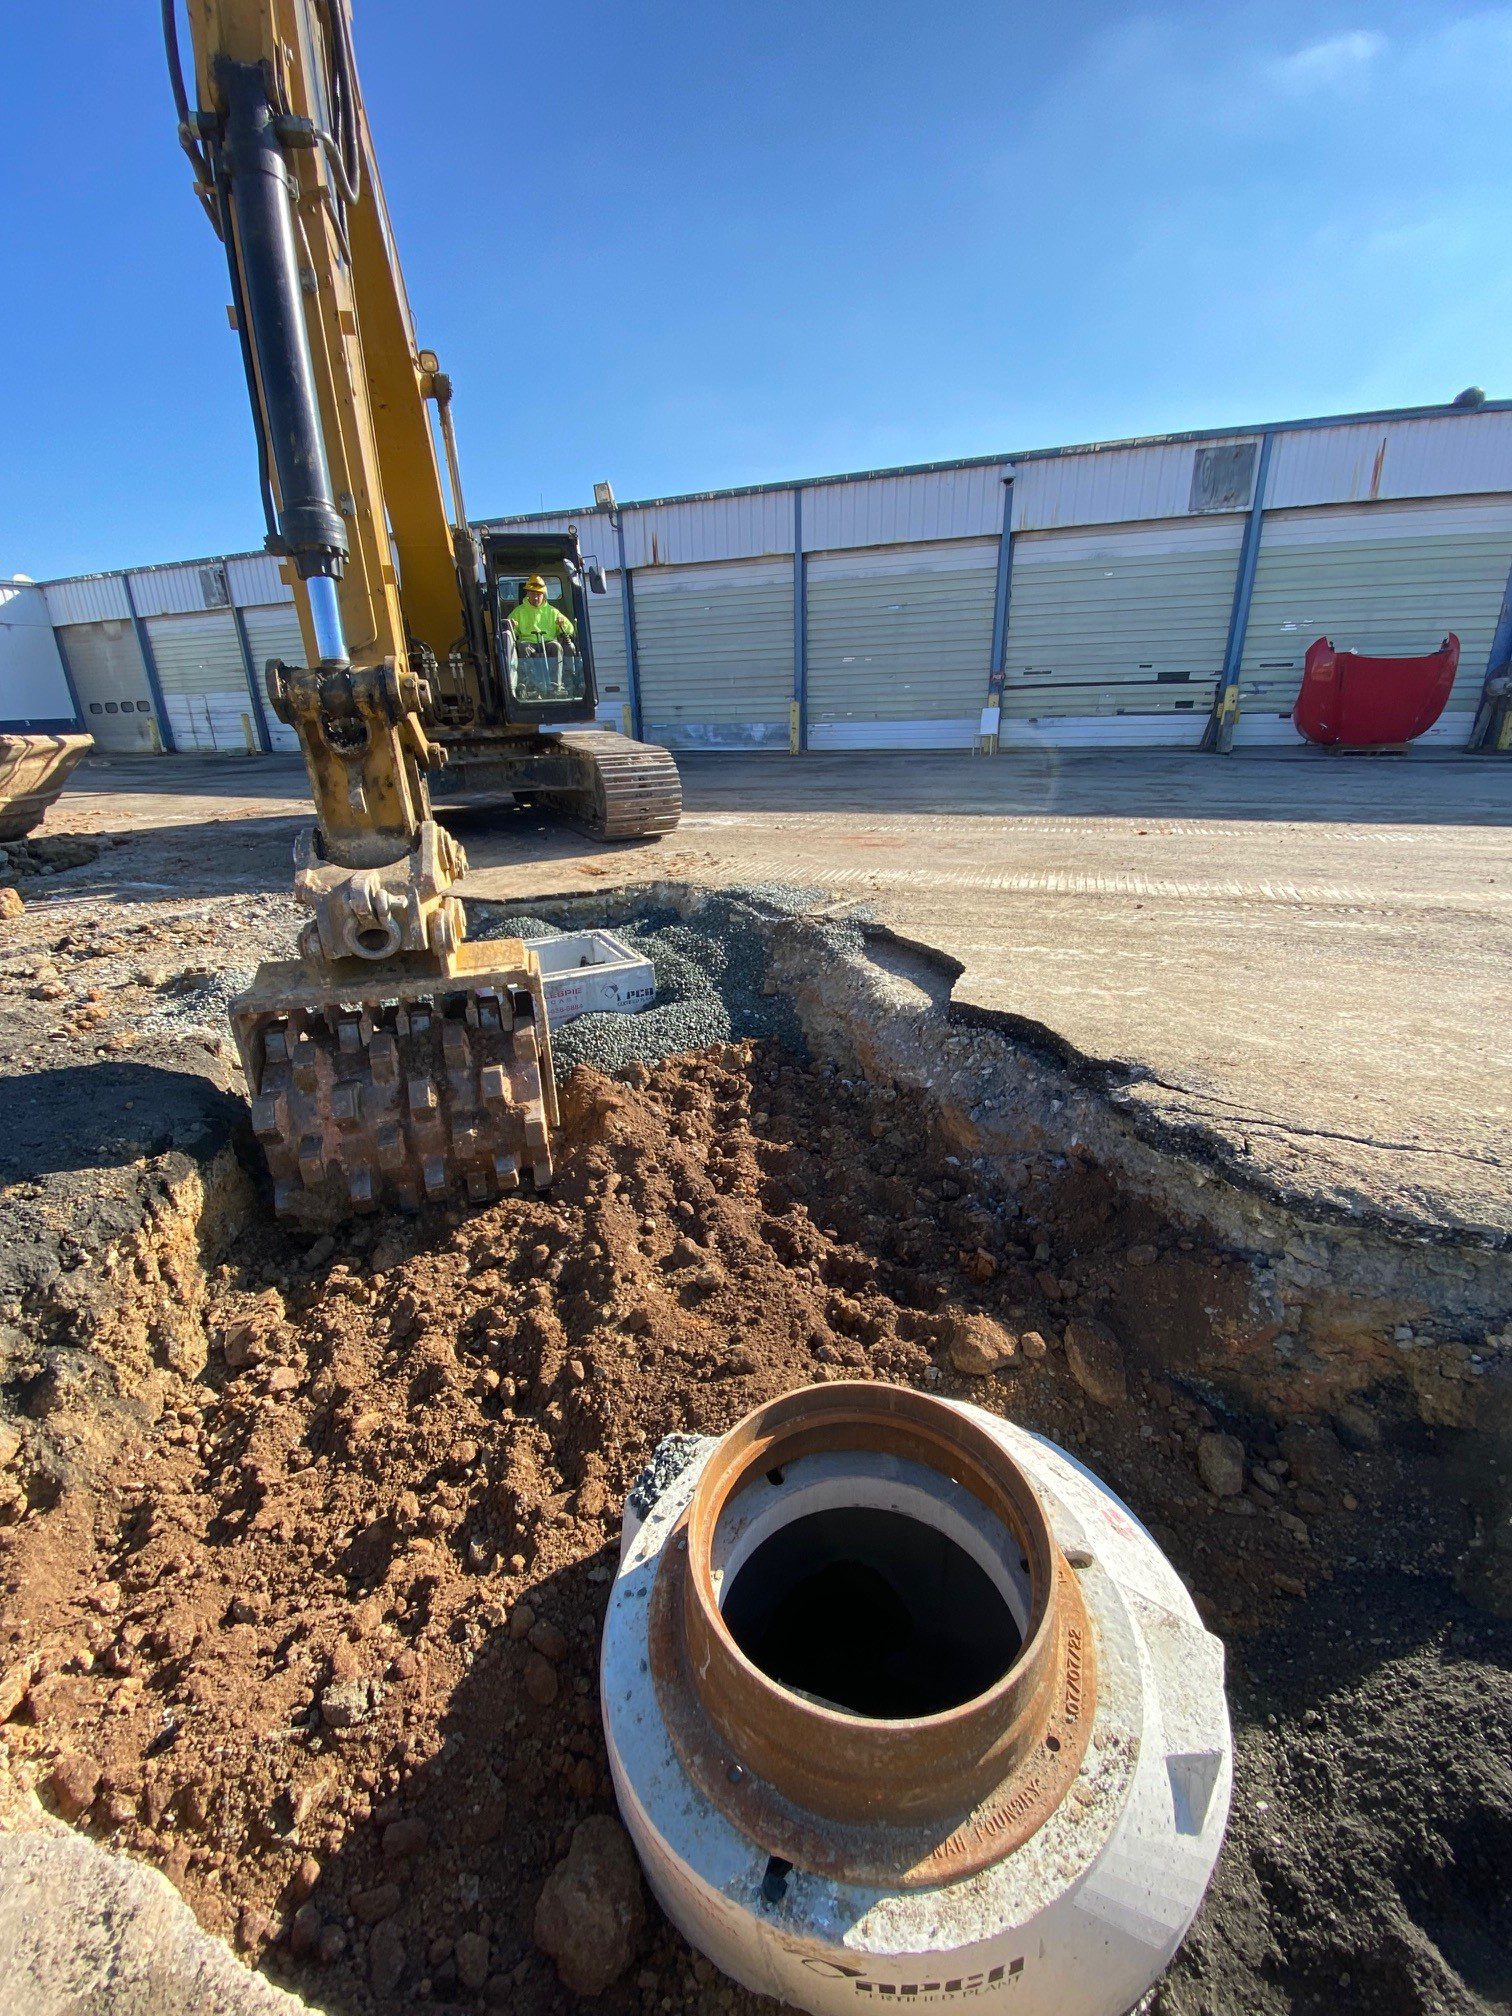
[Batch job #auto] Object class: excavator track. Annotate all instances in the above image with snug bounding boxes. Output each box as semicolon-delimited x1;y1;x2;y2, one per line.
551;729;683;840
230;942;558;1225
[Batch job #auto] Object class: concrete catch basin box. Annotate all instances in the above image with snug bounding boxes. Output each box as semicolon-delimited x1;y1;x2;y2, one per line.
533;929;655;1026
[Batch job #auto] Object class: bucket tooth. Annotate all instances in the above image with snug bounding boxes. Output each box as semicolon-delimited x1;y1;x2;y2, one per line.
407;1075;439;1116
297;1133;324;1185
369;1031;399;1084
376;1120;406;1170
348;1164;377;1210
251;1091;288;1144
422;1154;448;1199
331;1082;363;1128
337;1017;363;1055
465;1167;490;1203
493;1153;520;1192
264;1027;291;1064
293;1050;320;1095
480;1063;508;1106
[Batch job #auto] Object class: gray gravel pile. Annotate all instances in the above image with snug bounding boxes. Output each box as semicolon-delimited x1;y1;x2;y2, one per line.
474;888;822;1082
146;965;259;1039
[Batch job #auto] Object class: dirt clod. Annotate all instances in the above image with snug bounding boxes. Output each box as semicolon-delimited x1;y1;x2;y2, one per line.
1197;1432;1246;1499
1063;1316;1128;1406
533;1813;645;1997
945;1310;1017;1376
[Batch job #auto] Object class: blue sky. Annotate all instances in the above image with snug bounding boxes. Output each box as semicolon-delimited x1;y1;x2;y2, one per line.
4;2;1507;579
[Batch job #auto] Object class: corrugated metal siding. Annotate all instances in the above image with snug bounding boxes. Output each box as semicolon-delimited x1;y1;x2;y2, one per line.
240;604;306;752
633;559;793;748
801;468;1007;553
129;561;233;618
582;576;631;732
226;553;293;604
1236;499;1512;746
145;612;258;753
807;539;996;749
625;491;794;569
999;518;1243;748
1267;411;1512;511
42;574;132;626
1013;440;1256;533
55;621;158;751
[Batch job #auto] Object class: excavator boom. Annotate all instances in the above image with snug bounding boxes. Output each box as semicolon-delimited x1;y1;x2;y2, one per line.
168;0;563;1220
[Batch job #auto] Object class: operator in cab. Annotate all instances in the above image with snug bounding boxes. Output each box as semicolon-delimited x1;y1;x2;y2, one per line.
510;574;575;651
508;574;577;697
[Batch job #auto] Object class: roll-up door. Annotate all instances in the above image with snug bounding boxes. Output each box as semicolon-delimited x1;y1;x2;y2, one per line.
239;604;305;752
1236;499;1512;747
146;612;258;753
1000;518;1244;749
806;540;996;750
55;620;160;752
634;558;793;749
584;576;632;733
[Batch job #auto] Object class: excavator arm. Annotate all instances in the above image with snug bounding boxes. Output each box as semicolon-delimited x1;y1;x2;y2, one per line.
165;0;557;1219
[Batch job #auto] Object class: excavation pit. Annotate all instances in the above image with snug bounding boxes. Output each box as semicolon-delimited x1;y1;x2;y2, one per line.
0;885;1507;2016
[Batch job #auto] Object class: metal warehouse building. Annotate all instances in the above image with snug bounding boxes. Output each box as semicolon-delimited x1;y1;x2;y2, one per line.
8;397;1512;756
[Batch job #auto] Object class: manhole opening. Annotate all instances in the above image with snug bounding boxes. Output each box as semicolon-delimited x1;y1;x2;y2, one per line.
720;1505;1022;1718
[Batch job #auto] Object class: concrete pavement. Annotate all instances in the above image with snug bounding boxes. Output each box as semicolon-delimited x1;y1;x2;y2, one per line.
44;747;1512;1239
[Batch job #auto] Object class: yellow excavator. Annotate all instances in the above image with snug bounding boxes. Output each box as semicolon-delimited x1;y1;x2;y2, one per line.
163;1;680;1221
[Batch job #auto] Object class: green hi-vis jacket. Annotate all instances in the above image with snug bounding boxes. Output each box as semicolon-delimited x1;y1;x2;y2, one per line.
510;598;576;645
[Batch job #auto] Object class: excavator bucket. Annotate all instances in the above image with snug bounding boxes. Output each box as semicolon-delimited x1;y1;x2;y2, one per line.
0;733;93;842
229;938;559;1225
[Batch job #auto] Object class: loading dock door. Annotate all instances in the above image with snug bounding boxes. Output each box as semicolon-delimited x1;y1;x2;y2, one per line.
1236;499;1512;747
1000;518;1245;748
632;558;793;749
806;540;997;749
239;604;306;753
145;612;259;753
54;620;160;752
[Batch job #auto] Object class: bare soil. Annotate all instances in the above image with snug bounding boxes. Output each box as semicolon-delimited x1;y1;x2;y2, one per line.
2;1032;1509;2015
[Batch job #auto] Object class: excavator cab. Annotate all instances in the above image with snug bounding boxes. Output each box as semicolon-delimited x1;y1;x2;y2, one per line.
484;532;602;726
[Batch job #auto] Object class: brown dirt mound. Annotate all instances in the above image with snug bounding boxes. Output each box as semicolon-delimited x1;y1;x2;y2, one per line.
1;1041;1507;2014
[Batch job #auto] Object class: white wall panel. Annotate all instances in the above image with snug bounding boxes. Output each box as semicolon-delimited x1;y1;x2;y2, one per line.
633;558;793;748
0;584;78;727
130;561;234;618
626;491;794;568
1236;499;1512;747
807;539;996;749
801;467;1008;553
1013;440;1256;532
226;552;293;605
1267;411;1512;511
42;574;131;626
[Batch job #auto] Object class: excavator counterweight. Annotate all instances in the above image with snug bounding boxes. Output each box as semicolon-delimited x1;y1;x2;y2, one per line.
164;0;679;1219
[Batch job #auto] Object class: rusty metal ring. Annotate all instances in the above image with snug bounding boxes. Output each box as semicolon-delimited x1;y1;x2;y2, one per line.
647;1381;1097;1888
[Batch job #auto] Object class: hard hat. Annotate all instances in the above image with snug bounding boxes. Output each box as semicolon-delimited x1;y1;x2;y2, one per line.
524;573;548;592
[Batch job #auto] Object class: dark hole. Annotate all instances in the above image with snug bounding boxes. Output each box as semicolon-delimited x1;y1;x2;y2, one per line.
355;927;392;953
760;1855;792;1906
721;1506;1021;1719
766;1466;785;1486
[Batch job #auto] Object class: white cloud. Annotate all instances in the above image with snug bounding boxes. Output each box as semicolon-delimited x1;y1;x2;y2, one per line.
1265;29;1387;93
